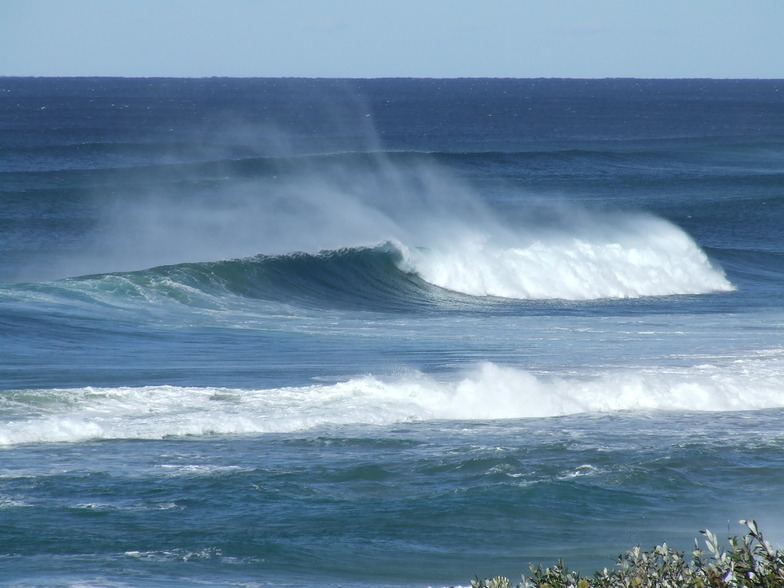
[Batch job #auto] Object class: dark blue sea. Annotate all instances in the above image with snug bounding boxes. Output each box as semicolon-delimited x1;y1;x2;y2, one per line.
1;77;783;587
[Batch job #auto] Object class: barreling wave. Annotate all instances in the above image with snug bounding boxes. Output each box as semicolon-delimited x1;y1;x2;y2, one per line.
35;244;440;313
131;212;734;304
7;216;734;315
3;353;783;446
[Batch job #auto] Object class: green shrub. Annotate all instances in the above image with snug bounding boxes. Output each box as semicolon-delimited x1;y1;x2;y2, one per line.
472;520;784;588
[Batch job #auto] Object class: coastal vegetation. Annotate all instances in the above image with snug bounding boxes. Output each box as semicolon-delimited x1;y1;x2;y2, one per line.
472;521;784;588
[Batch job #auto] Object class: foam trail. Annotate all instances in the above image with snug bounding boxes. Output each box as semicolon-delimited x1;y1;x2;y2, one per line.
396;214;734;300
2;352;782;446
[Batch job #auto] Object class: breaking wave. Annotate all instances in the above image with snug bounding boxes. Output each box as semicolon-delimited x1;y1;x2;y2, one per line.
3;353;783;446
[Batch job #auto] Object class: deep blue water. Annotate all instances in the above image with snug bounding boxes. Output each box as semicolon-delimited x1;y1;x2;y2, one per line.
1;77;783;587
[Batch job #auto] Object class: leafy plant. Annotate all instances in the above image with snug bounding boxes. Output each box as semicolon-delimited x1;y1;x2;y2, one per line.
471;520;784;588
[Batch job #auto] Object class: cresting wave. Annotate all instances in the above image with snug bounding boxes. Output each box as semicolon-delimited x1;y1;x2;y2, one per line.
20;216;734;312
18;140;736;301
396;214;734;300
3;355;782;446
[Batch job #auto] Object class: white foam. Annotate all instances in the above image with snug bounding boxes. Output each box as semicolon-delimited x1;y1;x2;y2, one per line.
396;214;734;300
2;352;782;446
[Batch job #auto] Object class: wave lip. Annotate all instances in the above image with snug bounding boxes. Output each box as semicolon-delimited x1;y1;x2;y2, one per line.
396;216;735;300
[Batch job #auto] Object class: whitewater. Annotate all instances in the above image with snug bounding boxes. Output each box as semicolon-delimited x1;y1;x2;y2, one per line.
3;352;784;446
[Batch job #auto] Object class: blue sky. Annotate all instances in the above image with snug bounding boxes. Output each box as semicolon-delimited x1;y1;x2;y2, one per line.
2;0;782;78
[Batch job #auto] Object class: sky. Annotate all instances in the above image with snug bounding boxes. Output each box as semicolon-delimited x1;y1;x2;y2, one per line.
2;0;783;78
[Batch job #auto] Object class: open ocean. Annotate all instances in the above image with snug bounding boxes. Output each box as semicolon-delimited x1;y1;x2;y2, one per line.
1;77;783;587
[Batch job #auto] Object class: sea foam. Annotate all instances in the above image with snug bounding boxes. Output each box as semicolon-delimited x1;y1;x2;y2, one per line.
2;352;782;446
395;215;734;300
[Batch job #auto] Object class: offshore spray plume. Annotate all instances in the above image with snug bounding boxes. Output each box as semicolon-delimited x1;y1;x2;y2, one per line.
69;94;500;277
47;90;734;300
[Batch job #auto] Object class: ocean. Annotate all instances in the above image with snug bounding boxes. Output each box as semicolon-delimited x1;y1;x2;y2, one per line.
1;77;783;587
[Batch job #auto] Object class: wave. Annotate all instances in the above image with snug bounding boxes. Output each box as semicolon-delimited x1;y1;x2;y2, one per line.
9;244;435;314
3;354;783;446
396;214;734;300
7;215;734;315
110;211;736;304
11;232;733;320
3;137;738;301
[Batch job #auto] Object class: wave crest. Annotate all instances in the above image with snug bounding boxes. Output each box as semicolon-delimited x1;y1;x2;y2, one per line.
396;216;734;300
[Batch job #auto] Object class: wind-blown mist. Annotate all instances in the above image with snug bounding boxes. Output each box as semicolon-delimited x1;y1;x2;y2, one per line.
92;153;489;267
81;147;732;301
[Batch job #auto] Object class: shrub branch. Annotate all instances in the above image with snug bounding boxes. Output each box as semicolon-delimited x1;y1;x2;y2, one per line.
472;520;784;588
